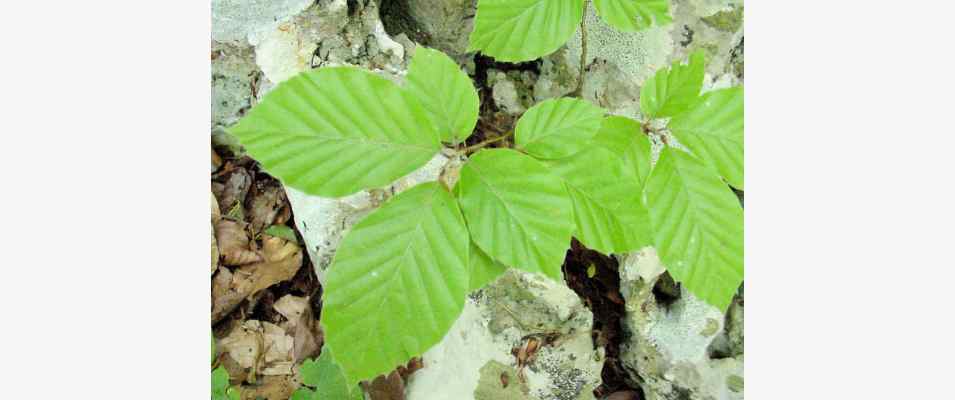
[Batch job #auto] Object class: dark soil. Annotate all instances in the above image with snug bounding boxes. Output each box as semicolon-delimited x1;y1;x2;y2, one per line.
562;240;643;399
464;54;541;149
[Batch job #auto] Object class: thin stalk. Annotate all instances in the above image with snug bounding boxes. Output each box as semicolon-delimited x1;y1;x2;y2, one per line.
462;131;513;154
573;0;590;97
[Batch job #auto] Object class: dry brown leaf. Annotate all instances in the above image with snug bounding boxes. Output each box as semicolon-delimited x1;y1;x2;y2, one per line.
365;370;405;400
240;375;298;400
215;219;262;266
291;306;322;363
273;295;307;326
215;168;252;216
212;191;221;220
274;295;323;364
219;320;295;378
247;183;287;232
397;357;423;379
606;390;640;400
243;236;302;294
213;192;222;274
212;224;220;275
212;148;223;172
212;237;302;324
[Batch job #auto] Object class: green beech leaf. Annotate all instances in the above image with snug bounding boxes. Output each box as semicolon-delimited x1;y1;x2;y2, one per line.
230;67;441;197
469;241;508;291
468;0;585;62
212;367;239;400
645;147;743;311
593;0;672;32
405;47;480;144
591;116;653;187
457;149;574;280
670;86;744;189
297;350;363;400
322;182;469;384
263;224;297;242
640;50;705;118
546;144;652;254
289;390;311;400
515;98;606;159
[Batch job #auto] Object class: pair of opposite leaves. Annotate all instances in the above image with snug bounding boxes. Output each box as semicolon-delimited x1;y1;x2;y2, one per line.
230;47;742;385
469;0;673;62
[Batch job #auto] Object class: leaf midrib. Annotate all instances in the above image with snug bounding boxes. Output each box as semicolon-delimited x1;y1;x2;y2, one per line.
243;129;438;153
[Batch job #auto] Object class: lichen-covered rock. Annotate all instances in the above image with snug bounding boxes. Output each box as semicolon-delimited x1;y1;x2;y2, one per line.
211;41;259;128
669;0;744;78
488;69;537;116
617;248;743;400
404;270;604;400
212;0;316;44
402;0;476;58
535;0;744;119
251;0;407;87
285;151;457;283
546;2;673;97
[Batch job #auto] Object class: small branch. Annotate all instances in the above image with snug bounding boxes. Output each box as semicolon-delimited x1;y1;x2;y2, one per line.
573;1;590;97
461;131;513;155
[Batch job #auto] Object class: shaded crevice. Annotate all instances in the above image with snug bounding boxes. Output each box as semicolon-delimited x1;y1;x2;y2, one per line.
465;54;541;149
652;272;681;310
378;0;432;45
562;239;644;399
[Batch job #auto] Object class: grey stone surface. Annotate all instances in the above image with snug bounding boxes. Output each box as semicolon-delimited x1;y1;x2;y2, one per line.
535;0;744;120
404;270;603;400
403;0;477;57
617;249;744;400
211;41;259;129
212;0;315;43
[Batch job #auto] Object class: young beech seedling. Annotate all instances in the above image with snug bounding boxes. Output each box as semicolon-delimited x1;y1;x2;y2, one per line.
469;0;673;62
229;47;742;386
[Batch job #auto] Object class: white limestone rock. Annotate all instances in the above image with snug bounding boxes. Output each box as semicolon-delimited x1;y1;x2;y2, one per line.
405;270;604;400
617;249;744;400
285;151;455;283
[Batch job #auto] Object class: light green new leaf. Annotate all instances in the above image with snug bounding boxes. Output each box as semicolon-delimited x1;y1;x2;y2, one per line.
290;389;311;400
469;241;508;291
515;97;606;159
590;116;653;187
640;50;705;118
468;0;585;62
295;350;363;400
212;367;240;400
230;67;441;197
406;47;480;144
546;144;652;254
457;149;574;281
670;86;744;189
322;182;469;384
645;147;743;311
593;0;672;32
263;224;297;243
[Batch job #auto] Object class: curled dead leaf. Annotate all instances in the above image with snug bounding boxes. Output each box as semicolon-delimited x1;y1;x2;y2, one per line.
215;219;262;266
273;295;323;363
239;375;297;400
365;370;405;400
246;236;302;294
219;320;295;378
214;168;252;218
212;237;302;324
247;182;287;232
